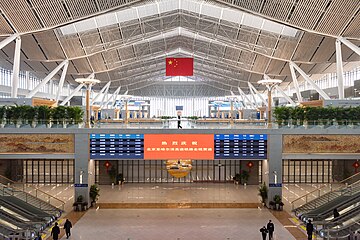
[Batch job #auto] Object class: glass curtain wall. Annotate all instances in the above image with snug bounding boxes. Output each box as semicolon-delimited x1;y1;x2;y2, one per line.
95;160;262;183
282;159;332;183
23;159;74;183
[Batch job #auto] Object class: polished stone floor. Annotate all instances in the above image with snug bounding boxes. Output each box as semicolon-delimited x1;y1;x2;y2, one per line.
60;208;296;240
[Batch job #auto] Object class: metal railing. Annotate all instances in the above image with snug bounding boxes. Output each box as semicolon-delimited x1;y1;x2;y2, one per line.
291;172;360;211
0;175;65;211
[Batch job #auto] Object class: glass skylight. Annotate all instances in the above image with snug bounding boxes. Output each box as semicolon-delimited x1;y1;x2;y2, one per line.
60;0;297;37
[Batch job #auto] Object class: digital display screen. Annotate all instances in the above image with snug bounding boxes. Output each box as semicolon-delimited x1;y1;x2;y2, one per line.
214;134;267;159
90;134;144;159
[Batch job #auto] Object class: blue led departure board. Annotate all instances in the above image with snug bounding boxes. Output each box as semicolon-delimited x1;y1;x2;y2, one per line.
214;134;267;159
90;134;144;159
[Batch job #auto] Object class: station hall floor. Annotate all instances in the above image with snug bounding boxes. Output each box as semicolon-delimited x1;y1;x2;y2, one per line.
33;183;334;240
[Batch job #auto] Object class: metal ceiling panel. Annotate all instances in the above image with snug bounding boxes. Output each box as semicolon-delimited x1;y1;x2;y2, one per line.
273;36;298;60
315;0;359;36
65;0;99;19
0;15;14;34
67;60;80;74
252;55;268;73
266;59;287;76
58;35;86;58
71;58;93;73
287;0;330;30
0;0;42;32
88;52;107;72
342;12;360;39
230;0;263;13
310;37;335;63
292;33;324;62
20;35;47;61
260;0;294;21
80;30;104;55
33;31;66;60
31;0;69;27
308;63;332;75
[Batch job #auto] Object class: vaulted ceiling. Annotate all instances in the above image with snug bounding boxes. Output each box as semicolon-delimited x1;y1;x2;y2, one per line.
0;0;359;96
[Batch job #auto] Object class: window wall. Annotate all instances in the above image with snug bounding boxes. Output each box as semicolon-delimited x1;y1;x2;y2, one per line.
95;160;262;184
23;159;74;184
282;160;332;183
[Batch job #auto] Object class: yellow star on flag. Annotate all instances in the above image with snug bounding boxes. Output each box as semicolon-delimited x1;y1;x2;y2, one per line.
168;60;173;65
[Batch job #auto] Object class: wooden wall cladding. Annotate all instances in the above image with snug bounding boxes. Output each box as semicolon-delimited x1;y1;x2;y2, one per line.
283;135;360;153
0;134;74;153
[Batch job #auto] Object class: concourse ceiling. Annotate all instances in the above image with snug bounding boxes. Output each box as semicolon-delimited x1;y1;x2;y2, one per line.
0;0;359;96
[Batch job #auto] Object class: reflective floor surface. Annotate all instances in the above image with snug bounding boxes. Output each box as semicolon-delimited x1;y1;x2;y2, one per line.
60;208;296;240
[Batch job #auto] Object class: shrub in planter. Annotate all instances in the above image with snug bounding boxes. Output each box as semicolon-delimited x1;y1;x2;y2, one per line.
0;106;5;125
67;106;84;125
89;184;100;206
233;173;241;184
273;195;282;210
241;170;250;184
258;182;268;207
51;106;67;125
36;106;51;125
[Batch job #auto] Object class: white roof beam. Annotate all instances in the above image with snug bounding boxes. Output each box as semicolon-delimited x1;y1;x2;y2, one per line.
0;34;19;50
289;63;303;102
248;82;268;107
289;61;330;100
91;81;111;104
11;36;21;98
339;37;360;57
26;60;69;98
55;61;69;102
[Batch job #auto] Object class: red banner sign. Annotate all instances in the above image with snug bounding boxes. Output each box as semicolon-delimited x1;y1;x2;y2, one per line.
144;134;214;160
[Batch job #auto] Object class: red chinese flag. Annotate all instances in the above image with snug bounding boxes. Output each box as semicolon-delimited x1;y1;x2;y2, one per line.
166;58;193;76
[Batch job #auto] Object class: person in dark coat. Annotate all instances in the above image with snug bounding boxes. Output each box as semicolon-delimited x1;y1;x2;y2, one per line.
306;220;314;240
51;222;60;240
177;115;182;129
333;208;340;219
267;220;275;240
260;226;268;240
64;219;72;239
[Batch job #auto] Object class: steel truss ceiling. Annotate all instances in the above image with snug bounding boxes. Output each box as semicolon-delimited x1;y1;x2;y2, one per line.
0;0;359;96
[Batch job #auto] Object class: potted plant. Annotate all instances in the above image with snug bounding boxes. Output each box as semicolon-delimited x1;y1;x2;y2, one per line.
67;106;84;127
241;170;250;185
36;106;51;127
89;184;100;207
233;173;241;184
73;195;87;211
258;182;268;207
51;106;67;127
0;106;5;127
274;195;282;210
23;105;37;127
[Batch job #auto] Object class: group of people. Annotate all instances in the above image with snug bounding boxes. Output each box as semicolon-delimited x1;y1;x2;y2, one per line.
259;220;275;240
51;219;72;240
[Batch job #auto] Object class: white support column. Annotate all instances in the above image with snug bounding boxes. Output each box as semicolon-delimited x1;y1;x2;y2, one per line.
91;81;111;105
248;82;268;107
101;86;121;109
11;37;21;98
335;39;344;99
60;73;94;106
339;37;360;57
26;71;30;90
99;83;110;108
274;85;296;106
0;34;19;50
290;62;330;100
289;63;303;102
60;84;85;106
237;87;256;108
248;84;259;108
55;61;69;102
26;60;68;98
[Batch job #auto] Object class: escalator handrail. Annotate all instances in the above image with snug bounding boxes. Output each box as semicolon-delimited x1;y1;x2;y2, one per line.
292;172;360;210
0;175;65;211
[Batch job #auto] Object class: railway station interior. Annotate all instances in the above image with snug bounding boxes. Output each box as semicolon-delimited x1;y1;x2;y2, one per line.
0;0;359;239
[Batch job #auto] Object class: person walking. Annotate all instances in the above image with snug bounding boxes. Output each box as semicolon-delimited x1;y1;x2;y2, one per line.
306;220;314;240
51;222;60;240
267;220;275;240
260;226;268;240
177;115;182;129
64;219;72;239
333;208;340;219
